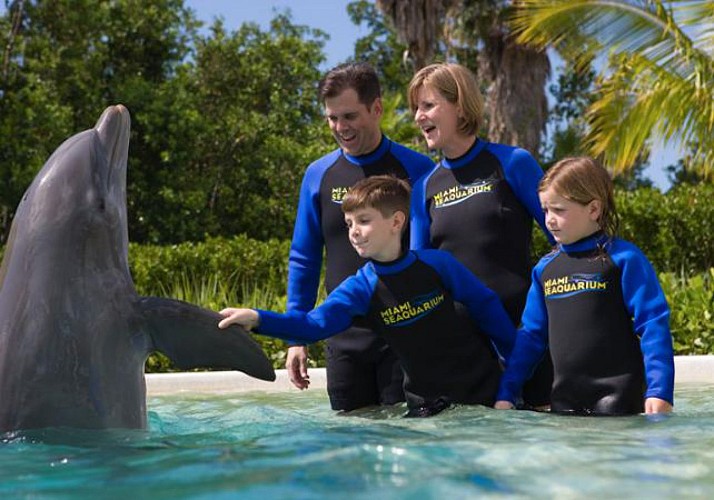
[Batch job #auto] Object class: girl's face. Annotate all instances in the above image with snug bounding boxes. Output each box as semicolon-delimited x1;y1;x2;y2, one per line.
539;186;602;245
413;84;465;157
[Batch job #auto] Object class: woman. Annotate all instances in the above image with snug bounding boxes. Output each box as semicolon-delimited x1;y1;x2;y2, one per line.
408;62;553;408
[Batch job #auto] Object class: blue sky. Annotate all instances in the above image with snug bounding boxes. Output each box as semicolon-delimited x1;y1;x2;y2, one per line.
185;0;364;70
1;1;680;188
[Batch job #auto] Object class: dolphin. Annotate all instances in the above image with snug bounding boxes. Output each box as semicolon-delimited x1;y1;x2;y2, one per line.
0;105;275;432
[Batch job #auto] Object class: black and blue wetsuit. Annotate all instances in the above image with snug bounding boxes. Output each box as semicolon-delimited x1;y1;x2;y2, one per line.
288;136;433;410
497;232;675;415
262;250;516;415
410;139;553;405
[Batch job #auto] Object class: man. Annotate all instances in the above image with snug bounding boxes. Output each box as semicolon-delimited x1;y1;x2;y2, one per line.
286;62;434;411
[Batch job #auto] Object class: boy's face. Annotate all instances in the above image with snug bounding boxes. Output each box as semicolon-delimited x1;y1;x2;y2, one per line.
539;187;602;245
344;206;404;262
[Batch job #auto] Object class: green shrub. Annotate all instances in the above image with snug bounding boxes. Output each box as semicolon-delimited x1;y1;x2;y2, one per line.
130;234;292;300
659;269;714;355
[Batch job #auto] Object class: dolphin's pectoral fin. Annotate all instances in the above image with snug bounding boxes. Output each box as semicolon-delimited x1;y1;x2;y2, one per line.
138;297;276;381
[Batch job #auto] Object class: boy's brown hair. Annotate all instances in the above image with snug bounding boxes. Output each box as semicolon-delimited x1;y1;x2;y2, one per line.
341;175;411;221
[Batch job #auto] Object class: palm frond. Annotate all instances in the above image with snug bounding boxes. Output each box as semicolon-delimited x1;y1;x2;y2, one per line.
584;49;714;175
512;1;711;72
510;0;714;176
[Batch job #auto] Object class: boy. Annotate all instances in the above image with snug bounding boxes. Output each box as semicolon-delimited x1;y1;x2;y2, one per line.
219;175;516;417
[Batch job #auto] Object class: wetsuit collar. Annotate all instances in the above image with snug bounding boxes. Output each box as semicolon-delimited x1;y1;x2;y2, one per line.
560;231;610;254
371;250;416;275
343;135;390;166
441;138;487;169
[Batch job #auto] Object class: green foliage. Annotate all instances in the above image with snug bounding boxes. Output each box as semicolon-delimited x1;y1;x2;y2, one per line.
511;0;714;177
659;269;714;355
130;14;331;243
130;234;292;298
0;0;198;242
1;4;333;244
618;184;714;273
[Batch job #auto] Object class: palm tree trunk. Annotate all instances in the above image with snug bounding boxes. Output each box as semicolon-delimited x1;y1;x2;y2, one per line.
376;0;454;70
377;0;550;158
480;25;550;156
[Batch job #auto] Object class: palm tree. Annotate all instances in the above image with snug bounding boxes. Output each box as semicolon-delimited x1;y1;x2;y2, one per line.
375;0;455;70
375;0;550;157
510;0;714;178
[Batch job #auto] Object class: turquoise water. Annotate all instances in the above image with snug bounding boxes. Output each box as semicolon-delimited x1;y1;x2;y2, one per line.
1;385;713;499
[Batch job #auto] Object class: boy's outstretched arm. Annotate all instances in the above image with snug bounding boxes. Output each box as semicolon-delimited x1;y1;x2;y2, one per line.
218;308;260;331
217;270;376;344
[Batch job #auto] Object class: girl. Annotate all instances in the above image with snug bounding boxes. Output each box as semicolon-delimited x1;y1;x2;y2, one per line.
495;157;674;415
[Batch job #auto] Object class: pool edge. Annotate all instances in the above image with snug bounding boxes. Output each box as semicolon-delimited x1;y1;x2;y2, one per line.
146;355;714;396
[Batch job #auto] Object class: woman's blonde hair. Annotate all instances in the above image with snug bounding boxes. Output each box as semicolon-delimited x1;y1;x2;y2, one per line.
540;157;619;238
408;63;484;136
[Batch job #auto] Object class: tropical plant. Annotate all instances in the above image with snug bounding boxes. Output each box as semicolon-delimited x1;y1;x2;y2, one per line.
510;0;714;178
374;0;550;156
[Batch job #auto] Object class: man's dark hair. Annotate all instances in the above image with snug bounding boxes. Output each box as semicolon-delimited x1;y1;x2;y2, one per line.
318;62;381;106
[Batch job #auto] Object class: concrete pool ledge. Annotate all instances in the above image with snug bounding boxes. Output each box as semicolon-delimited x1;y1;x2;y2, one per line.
146;355;714;396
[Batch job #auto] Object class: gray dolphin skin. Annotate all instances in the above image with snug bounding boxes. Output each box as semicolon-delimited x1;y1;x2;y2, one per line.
0;105;275;432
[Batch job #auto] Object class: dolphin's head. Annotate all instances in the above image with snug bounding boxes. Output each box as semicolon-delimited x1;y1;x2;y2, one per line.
12;105;132;275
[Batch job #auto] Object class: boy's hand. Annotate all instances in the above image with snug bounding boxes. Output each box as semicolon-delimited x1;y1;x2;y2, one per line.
645;397;673;414
286;345;311;390
218;308;259;331
494;400;515;410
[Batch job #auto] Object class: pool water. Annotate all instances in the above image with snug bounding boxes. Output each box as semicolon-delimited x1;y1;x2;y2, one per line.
1;385;713;499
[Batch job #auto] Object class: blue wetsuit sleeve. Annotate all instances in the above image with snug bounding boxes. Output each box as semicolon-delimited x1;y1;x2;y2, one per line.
257;267;376;343
498;147;554;244
496;261;550;403
418;250;516;360
610;241;675;404
286;158;332;313
409;167;437;250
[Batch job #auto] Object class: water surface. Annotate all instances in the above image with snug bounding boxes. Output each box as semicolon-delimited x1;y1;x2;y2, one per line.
1;385;713;499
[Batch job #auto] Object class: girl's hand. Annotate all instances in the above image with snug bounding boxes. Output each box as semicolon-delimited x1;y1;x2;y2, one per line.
494;400;515;410
218;308;259;331
645;397;673;414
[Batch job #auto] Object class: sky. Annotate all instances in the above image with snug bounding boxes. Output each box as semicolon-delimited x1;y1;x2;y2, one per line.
1;1;680;188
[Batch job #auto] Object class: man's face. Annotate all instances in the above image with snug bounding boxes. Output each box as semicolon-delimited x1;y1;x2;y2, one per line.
324;88;383;156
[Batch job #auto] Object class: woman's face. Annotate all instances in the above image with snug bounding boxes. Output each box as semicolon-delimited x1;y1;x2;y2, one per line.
413;84;463;157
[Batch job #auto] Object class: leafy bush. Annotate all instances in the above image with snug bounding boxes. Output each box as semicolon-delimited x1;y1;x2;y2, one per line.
659;269;714;355
130;234;292;300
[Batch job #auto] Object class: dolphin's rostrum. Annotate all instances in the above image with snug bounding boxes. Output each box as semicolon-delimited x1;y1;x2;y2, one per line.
0;105;275;432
